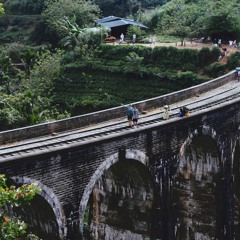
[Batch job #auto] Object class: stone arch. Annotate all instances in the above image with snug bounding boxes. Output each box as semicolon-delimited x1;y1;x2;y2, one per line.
173;125;223;239
79;149;149;234
179;124;219;159
13;176;66;240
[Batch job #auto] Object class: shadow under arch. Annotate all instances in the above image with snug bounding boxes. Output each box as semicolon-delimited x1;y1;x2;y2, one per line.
233;138;240;238
79;149;150;235
172;125;224;240
13;176;66;240
179;125;219;159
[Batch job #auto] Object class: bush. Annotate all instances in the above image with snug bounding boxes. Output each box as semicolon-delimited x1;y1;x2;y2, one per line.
176;71;205;88
226;52;240;70
0;107;26;131
197;47;211;67
182;63;197;72
197;47;221;68
0;16;10;29
151;46;198;69
4;0;44;14
203;62;226;78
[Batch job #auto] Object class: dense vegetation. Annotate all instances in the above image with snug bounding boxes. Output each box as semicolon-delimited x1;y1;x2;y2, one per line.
1;0;240;131
54;45;216;115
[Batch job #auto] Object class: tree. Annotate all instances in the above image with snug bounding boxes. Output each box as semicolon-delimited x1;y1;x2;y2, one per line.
93;0;141;18
124;52;144;73
4;0;44;14
157;0;200;45
199;0;240;40
42;0;100;42
20;48;37;75
60;16;109;50
21;49;70;124
126;25;144;41
0;174;41;239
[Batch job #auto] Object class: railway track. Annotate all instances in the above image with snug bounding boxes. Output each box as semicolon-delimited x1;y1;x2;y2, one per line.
1;84;240;162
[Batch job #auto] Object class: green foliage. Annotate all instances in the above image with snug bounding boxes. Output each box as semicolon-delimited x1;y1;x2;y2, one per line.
97;45;152;64
93;0;141;18
60;16;84;49
4;0;44;14
42;0;100;44
55;57;208;115
0;93;31;130
197;47;220;68
226;52;240;70
200;0;240;40
147;0;240;41
0;0;235;129
0;106;26;131
126;25;144;41
143;7;165;30
175;71;204;87
60;16;109;50
23;49;63;97
0;15;9;31
0;45;24;94
0;15;41;44
157;0;200;45
81;44;220;73
0;48;70;130
0;174;41;240
182;63;197;72
20;47;37;74
203;62;226;78
124;52;144;73
141;0;169;8
151;46;198;68
155;35;179;43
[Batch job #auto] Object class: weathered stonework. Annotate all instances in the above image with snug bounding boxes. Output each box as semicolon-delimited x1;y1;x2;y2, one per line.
0;72;240;239
13;176;67;239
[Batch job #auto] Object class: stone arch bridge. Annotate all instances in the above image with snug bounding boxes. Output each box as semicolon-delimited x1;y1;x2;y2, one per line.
0;71;240;240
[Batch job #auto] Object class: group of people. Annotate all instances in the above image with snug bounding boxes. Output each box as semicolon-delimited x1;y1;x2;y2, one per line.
161;103;190;119
178;106;190;117
126;105;139;127
119;33;137;44
229;40;239;48
214;39;240;49
126;103;190;127
162;104;190;118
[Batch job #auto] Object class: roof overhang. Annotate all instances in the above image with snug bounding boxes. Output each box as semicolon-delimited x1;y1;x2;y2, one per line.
95;16;148;29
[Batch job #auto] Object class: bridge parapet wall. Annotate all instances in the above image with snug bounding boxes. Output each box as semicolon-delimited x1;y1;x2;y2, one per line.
0;71;235;144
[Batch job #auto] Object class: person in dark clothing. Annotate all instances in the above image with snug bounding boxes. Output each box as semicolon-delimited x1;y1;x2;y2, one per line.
126;105;133;127
178;107;184;117
179;106;190;117
132;105;139;127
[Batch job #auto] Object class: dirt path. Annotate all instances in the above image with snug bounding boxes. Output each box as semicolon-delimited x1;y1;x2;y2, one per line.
143;41;238;64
